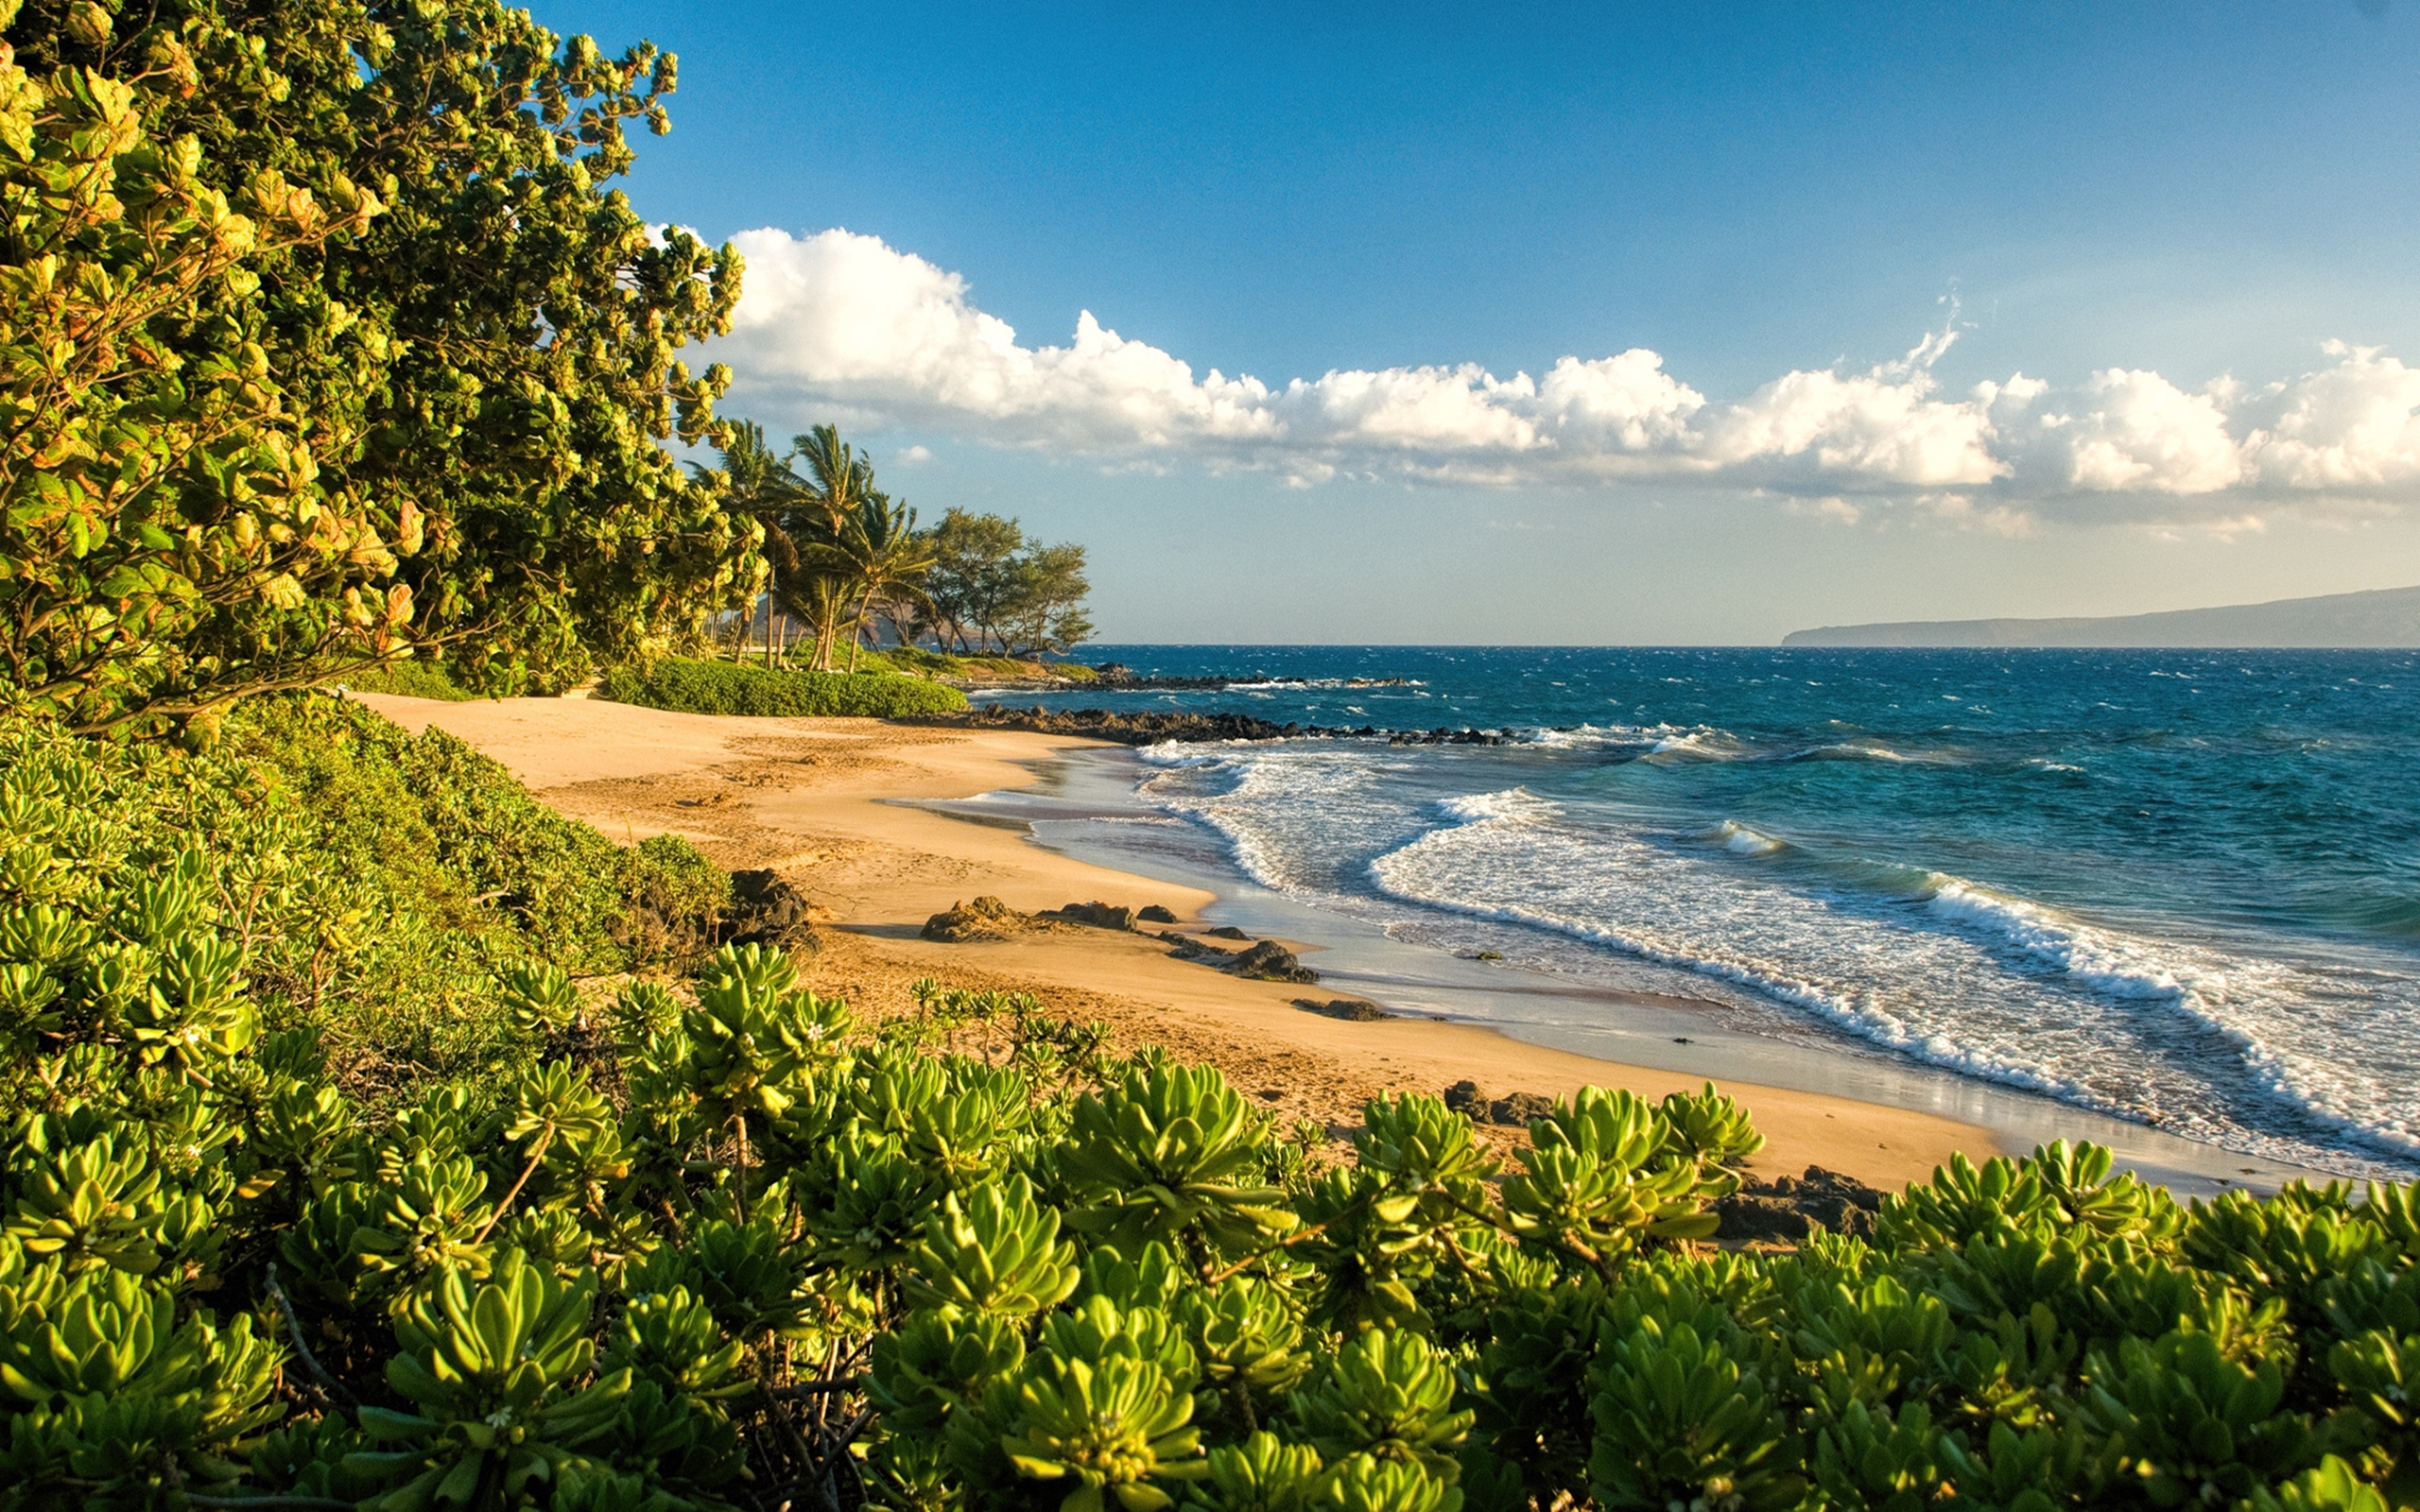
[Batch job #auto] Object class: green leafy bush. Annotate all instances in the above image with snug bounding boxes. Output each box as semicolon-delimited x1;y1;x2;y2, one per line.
344;663;490;702
598;657;969;717
0;707;2412;1510
0;0;754;734
0;698;726;1108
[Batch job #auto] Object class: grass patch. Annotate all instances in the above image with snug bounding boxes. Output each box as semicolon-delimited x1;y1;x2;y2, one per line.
340;660;488;701
598;656;969;717
859;645;1098;680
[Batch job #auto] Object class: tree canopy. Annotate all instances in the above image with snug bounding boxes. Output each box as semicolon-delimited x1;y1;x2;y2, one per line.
697;424;1093;671
0;0;754;734
924;507;1093;657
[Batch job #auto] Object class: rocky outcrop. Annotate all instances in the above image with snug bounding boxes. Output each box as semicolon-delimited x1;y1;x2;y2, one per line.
1137;904;1178;923
1051;901;1136;930
1300;997;1391;1022
1156;929;1319;983
1442;1082;1560;1125
1232;939;1318;984
1491;1091;1559;1125
1381;724;1515;748
1158;930;1228;961
1087;665;1417;692
1715;1166;1884;1242
718;868;821;956
1085;668;1261;691
898;706;1514;747
920;895;1032;942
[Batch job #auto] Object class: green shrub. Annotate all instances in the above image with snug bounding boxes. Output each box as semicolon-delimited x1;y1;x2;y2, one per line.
341;662;490;702
859;646;1101;682
0;705;2411;1510
598;657;969;717
0;699;727;1109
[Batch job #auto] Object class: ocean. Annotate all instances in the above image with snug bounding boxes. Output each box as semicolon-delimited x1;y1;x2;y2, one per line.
959;646;2420;1183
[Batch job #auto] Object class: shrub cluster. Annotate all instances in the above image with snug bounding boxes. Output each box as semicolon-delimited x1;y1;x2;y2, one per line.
599;658;970;718
342;664;490;703
0;875;2411;1510
0;704;2411;1510
0;699;727;1102
858;648;1098;683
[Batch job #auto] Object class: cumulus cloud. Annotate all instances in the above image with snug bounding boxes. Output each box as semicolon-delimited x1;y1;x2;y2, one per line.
711;226;2420;526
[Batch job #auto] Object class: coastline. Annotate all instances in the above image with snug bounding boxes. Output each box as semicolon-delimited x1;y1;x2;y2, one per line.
354;692;1999;1190
941;740;2345;1196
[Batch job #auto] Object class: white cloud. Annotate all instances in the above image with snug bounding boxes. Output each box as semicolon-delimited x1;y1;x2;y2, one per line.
1786;496;1864;526
1535;351;1703;450
1703;352;2003;488
2031;369;2243;494
2237;342;2420;490
712;226;2420;528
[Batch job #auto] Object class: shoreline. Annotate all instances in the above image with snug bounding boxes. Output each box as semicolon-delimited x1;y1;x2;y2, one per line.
940;741;2343;1197
355;692;1997;1190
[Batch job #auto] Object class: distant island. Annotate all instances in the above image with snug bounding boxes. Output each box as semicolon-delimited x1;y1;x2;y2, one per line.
1783;583;2420;648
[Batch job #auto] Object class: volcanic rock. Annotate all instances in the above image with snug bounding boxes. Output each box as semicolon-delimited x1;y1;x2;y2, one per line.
1232;939;1318;983
1443;1079;1491;1116
1714;1165;1884;1242
1300;997;1392;1022
718;868;821;956
1054;901;1136;930
1490;1091;1558;1126
921;895;1030;943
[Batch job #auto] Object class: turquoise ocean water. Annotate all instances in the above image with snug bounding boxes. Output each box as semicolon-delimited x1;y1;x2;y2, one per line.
977;647;2420;1179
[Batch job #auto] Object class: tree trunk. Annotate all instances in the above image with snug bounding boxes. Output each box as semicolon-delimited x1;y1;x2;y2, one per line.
847;586;878;673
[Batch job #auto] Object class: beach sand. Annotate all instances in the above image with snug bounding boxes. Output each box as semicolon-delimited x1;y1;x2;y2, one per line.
355;693;2002;1188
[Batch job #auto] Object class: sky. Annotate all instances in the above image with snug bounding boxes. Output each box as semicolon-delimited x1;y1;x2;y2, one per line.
544;0;2420;644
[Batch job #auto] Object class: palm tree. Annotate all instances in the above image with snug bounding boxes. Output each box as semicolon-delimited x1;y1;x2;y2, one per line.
771;569;857;671
788;424;880;670
698;421;811;665
702;421;937;672
826;492;938;672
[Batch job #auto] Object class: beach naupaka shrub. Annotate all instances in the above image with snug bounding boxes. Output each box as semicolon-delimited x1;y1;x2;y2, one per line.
0;931;2414;1506
0;706;2412;1509
0;696;727;1108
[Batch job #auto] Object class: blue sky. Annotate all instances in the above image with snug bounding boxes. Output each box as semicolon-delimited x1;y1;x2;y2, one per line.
548;0;2420;643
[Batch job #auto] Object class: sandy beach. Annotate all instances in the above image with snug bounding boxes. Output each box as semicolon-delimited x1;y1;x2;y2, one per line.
354;693;2000;1188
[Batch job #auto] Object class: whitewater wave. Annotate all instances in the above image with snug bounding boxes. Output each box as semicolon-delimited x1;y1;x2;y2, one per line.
1370;823;2089;1105
1436;787;1556;824
1644;730;1751;763
1703;820;1789;856
1788;741;1964;765
1364;789;2419;1169
1115;724;2420;1176
1221;678;1424;691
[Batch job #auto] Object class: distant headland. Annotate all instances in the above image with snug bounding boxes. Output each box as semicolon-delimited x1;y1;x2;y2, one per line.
1782;583;2420;648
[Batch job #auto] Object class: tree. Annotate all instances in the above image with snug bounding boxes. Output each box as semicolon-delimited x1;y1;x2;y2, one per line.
784;423;879;670
697;420;804;665
923;510;1093;657
831;491;935;671
1001;540;1093;656
2;0;752;732
925;508;1027;654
